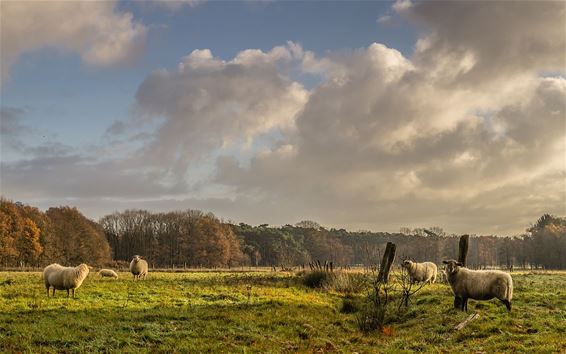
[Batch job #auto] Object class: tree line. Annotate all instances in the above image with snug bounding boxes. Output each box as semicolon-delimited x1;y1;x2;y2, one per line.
0;198;110;267
1;198;564;269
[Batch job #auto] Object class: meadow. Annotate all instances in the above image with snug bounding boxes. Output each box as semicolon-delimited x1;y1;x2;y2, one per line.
0;270;564;353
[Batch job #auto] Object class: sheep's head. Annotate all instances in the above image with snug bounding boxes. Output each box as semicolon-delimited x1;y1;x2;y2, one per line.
443;259;463;275
401;260;413;269
77;264;90;274
132;255;141;263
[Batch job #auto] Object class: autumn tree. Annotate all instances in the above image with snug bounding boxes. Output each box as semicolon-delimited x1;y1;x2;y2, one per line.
46;206;111;266
16;218;43;266
0;200;20;266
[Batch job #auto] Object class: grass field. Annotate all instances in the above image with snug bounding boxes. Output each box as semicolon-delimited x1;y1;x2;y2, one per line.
0;270;564;353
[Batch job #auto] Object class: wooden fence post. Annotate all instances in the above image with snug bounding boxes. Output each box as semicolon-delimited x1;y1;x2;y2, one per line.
458;234;469;266
454;234;469;309
378;242;396;283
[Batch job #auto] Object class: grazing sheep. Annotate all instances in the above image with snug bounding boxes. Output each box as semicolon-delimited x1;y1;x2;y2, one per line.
443;259;513;312
43;263;90;298
98;269;118;279
401;260;438;284
129;255;148;280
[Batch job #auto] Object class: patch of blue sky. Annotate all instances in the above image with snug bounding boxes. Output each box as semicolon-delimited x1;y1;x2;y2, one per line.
123;0;417;63
474;109;507;139
538;71;566;79
3;48;141;150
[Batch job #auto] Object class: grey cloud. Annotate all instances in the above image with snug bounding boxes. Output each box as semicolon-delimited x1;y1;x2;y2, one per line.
1;154;185;200
105;120;127;136
0;106;26;136
404;1;566;85
1;106;74;158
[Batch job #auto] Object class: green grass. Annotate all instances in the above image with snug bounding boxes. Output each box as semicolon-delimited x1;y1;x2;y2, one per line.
0;271;564;353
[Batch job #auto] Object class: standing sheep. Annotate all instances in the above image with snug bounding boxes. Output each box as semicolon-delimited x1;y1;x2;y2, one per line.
130;255;148;280
98;269;119;279
43;263;90;298
401;260;438;284
443;259;513;312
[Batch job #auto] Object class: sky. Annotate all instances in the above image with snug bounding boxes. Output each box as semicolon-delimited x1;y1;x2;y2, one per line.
1;0;565;236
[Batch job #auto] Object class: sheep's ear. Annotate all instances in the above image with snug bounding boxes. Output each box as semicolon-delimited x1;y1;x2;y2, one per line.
456;262;463;266
442;260;449;264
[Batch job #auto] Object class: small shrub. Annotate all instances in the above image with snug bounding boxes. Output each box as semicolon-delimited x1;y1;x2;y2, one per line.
302;271;329;288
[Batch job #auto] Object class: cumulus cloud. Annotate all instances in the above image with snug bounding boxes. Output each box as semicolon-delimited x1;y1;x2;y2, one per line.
0;0;146;82
213;2;566;234
131;42;308;184
2;43;308;202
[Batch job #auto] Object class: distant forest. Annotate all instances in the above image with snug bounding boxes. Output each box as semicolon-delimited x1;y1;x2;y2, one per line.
1;198;565;269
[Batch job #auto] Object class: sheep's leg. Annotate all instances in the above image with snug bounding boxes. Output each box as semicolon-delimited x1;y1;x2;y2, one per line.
454;296;462;309
46;286;50;297
67;289;70;298
72;289;75;298
463;298;468;312
52;288;55;297
501;299;511;311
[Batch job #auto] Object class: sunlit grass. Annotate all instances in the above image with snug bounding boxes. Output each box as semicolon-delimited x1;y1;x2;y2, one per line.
0;271;564;353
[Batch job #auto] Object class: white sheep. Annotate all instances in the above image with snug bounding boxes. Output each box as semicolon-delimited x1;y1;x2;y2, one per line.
401;260;438;284
443;259;513;312
43;263;90;298
98;269;118;279
129;255;148;280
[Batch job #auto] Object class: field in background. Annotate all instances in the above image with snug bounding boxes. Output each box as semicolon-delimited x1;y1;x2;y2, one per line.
0;271;564;353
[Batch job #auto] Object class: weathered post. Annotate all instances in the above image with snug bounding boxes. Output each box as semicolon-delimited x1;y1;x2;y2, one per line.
454;234;470;309
378;242;397;283
458;234;469;266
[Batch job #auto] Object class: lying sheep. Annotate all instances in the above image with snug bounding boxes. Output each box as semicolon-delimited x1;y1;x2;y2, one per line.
443;259;513;312
43;263;90;298
401;260;437;284
98;269;118;279
130;255;148;280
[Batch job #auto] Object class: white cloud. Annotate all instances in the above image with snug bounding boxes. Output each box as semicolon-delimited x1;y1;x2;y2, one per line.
0;0;146;82
376;15;392;24
131;42;309;185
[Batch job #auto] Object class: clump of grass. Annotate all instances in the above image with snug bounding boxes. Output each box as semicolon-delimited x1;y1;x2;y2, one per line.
339;294;360;314
0;279;15;286
355;300;386;333
324;272;369;294
301;270;329;288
